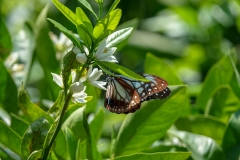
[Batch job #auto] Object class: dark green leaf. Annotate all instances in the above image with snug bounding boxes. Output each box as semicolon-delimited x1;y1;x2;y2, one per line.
0;120;21;155
144;53;182;85
96;61;150;82
18;84;53;123
115;152;191;160
48;90;64;119
106;27;133;48
78;0;98;19
10;113;29;137
89;108;105;141
65;127;78;160
175;115;226;144
0;16;12;59
48;18;83;51
21;117;50;160
35;5;60;100
110;126;117;160
198;53;235;111
205;85;240;122
93;9;122;43
115;85;187;156
170;130;225;160
222;110;240;160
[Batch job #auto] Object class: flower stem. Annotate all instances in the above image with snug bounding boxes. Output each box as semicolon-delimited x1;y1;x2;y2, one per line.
42;64;88;160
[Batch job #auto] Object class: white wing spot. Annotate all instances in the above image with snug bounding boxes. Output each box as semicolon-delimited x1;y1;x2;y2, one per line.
154;87;158;90
148;88;152;92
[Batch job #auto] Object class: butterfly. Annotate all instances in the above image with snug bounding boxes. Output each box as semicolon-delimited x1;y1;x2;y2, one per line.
104;73;171;114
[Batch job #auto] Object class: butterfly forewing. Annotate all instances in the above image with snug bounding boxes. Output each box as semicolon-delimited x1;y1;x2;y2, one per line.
105;77;141;114
104;74;171;114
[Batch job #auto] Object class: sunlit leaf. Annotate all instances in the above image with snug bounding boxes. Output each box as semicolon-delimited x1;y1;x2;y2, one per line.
27;149;43;160
93;9;122;43
222;110;240;160
76;7;93;48
110;126;117;159
115;152;191;160
52;0;82;26
48;90;64;119
21;117;50;160
106;27;133;48
96;61;150;82
115;85;187;156
169;130;225;160
0;120;21;155
144;53;182;85
107;0;120;14
78;0;98;19
0;106;11;126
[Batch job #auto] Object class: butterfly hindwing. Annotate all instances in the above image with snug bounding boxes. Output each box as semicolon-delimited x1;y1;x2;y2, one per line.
104;74;171;114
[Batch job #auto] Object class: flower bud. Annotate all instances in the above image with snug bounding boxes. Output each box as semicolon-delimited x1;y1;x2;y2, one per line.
73;47;81;54
76;53;87;64
70;82;85;93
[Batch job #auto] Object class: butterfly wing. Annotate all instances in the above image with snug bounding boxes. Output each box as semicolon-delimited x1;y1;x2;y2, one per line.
104;77;141;114
104;74;171;114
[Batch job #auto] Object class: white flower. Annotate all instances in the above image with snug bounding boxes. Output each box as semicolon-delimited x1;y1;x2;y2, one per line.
72;86;87;103
49;32;73;60
51;73;64;88
51;72;88;103
94;38;118;63
80;66;107;90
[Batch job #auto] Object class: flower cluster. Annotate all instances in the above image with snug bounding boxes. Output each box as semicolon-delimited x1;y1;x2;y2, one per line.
51;37;117;104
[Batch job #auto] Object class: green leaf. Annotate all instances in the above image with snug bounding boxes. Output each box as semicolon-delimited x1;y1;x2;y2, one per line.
115;152;191;160
52;0;83;26
222;110;240;160
27;149;43;160
35;5;60;100
144;144;187;153
106;27;133;48
93;9;122;43
76;139;82;160
107;0;121;14
144;53;182;85
96;61;150;82
21;117;50;160
89;108;105;141
169;130;225;160
205;85;240;122
63;107;88;141
18;84;53;123
115;85;187;156
76;7;93;48
48;90;65;119
197;53;235;111
175;115;226;144
10;113;29;137
78;139;87;159
0;16;12;59
85;83;100;114
0;120;21;155
78;0;98;19
65;127;78;160
48;18;83;51
110;126;117;160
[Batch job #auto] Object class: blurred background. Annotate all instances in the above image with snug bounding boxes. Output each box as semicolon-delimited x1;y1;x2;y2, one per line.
1;0;240;158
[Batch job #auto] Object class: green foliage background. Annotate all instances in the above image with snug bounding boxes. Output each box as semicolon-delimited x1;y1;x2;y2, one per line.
1;0;240;159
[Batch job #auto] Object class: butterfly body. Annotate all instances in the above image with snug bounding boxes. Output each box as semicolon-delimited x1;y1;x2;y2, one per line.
104;74;171;114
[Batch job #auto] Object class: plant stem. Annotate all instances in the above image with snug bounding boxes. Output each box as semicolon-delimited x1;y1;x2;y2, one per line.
42;64;88;160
